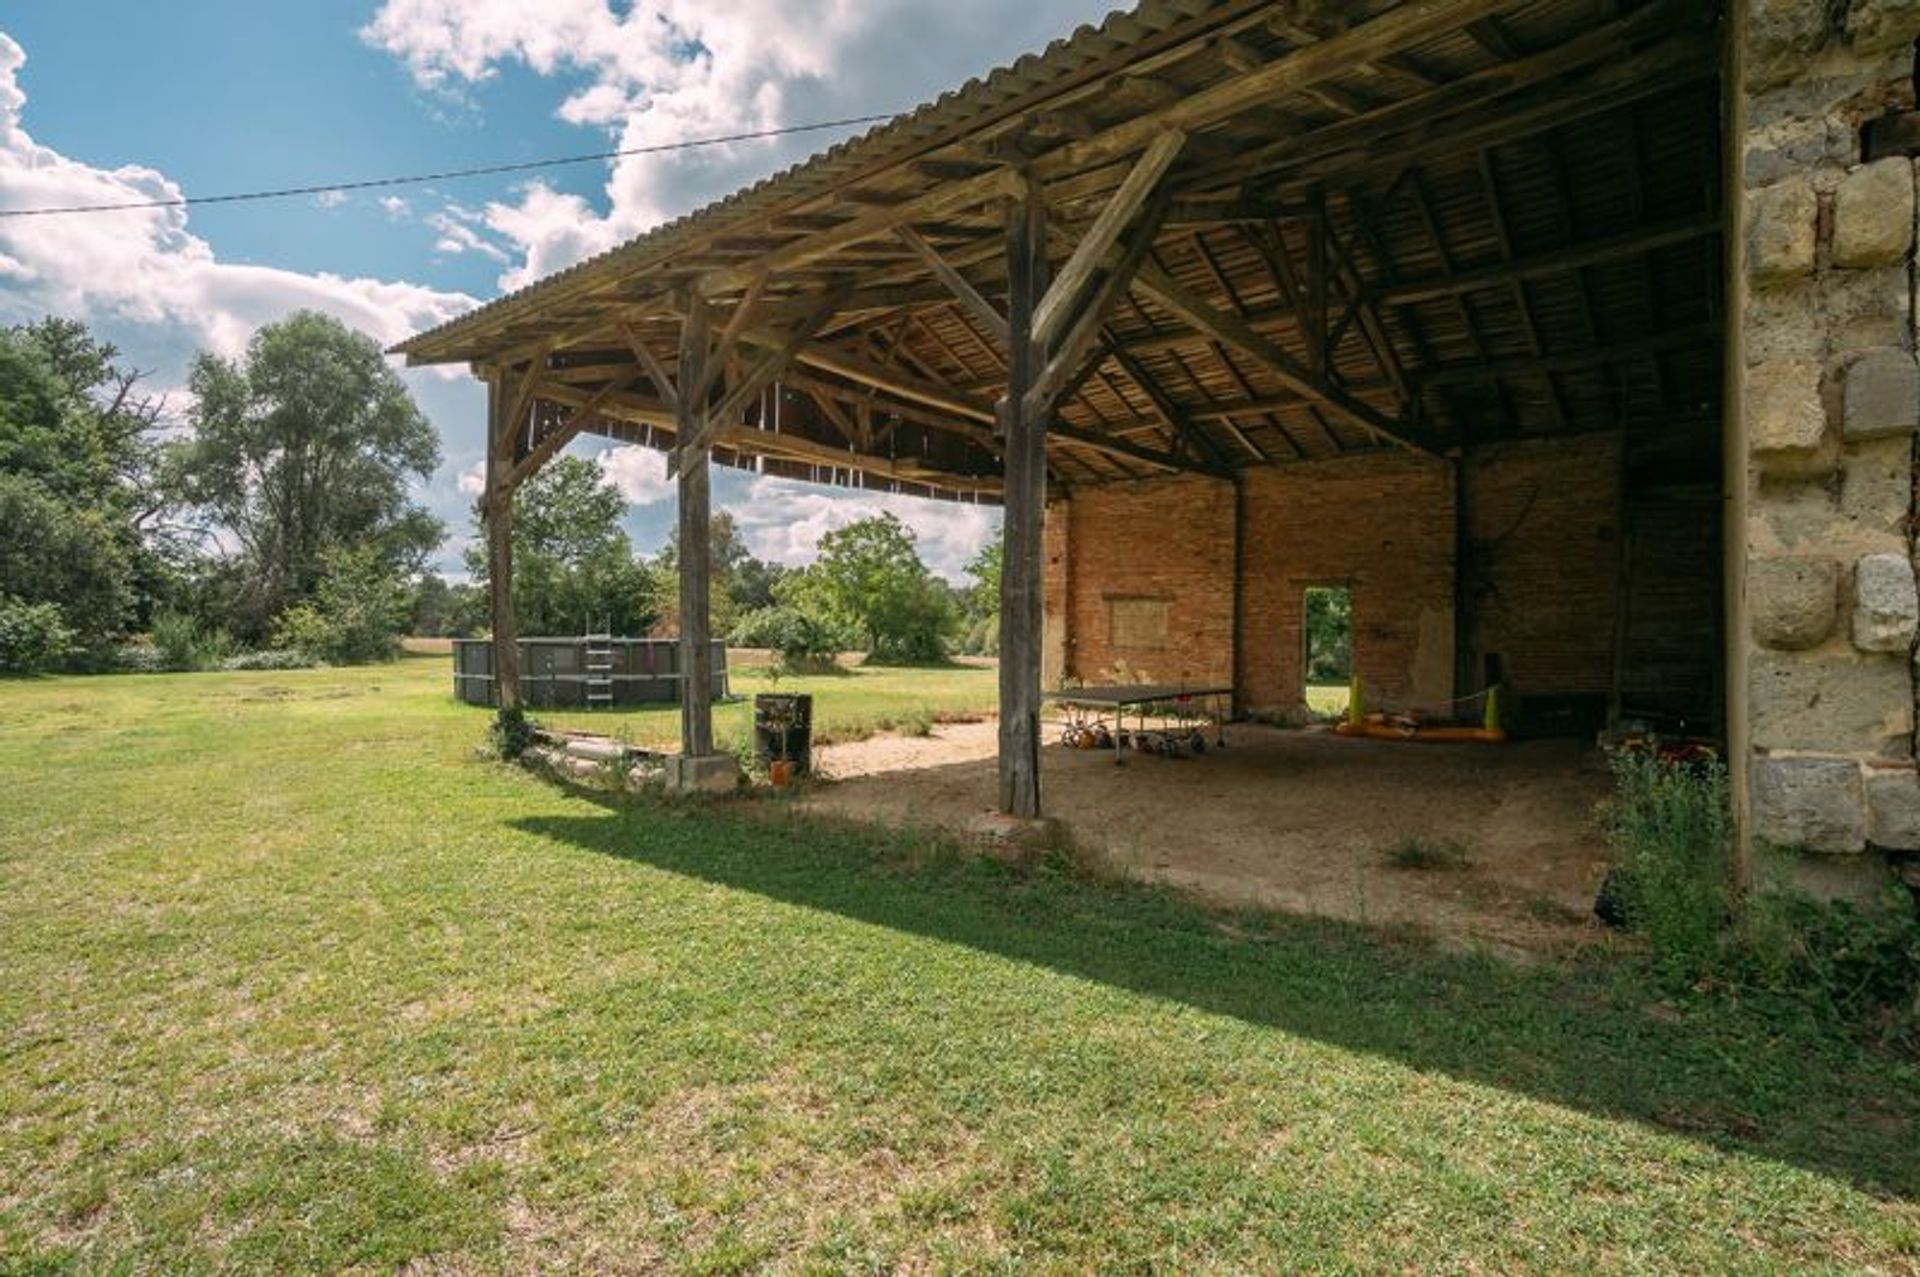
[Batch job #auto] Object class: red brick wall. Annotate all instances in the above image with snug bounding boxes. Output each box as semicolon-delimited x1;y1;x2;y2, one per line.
1238;454;1457;714
1041;436;1658;719
1047;475;1236;688
1463;435;1621;697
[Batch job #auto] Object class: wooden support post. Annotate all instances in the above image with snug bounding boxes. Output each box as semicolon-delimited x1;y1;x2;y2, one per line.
677;294;715;758
998;177;1048;819
485;370;523;712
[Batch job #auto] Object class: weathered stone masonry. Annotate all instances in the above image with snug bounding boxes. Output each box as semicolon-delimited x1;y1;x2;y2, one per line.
1742;0;1920;861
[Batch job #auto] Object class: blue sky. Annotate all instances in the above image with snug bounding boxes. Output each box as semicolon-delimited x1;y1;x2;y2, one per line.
0;0;1115;579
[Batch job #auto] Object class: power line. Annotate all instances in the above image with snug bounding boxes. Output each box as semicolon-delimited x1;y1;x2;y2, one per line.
0;112;899;218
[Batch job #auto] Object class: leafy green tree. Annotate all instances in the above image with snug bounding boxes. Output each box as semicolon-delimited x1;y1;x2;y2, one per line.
786;512;953;662
0;319;175;651
1303;586;1352;684
411;572;482;638
466;455;657;636
954;531;1002;656
171;311;441;641
653;510;779;638
0;472;133;652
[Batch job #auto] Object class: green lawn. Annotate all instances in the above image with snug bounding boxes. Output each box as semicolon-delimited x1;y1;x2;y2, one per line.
537;655;999;749
2;656;1917;1271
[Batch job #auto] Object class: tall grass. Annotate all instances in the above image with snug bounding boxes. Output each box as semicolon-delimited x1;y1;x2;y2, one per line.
1599;750;1733;987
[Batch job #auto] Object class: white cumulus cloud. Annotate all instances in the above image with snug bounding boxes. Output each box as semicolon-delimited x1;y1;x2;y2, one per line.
0;33;476;362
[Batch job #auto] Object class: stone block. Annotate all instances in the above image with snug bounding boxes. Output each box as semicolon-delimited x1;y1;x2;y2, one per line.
1746;0;1830;87
1867;766;1920;849
1746;358;1829;473
1750;755;1867;853
664;753;741;795
1831;159;1916;267
1746;178;1819;282
1749;556;1838;649
563;737;626;762
1842;349;1920;438
1819;264;1913;354
1750;649;1914;755
1853;552;1919;651
1841;435;1915;536
1847;0;1920;55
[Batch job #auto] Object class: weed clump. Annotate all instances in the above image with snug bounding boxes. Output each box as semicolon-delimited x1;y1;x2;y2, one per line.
1380;837;1473;872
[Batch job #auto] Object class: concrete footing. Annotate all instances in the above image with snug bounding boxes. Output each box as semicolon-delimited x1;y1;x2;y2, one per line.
665;753;742;795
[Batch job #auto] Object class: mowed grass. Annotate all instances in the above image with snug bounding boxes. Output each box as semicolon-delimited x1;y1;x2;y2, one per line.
539;655;997;748
2;657;1918;1272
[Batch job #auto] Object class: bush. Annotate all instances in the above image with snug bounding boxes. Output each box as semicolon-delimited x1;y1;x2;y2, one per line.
273;547;411;665
149;609;232;672
492;707;535;760
1733;887;1920;1047
0;594;75;673
219;648;319;671
112;642;165;673
1597;750;1732;987
730;605;844;674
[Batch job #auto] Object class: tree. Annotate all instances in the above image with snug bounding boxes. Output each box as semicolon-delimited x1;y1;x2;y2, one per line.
788;512;952;662
653;510;782;638
0;319;175;652
956;530;1002;656
171;311;442;641
465;454;657;637
411;572;482;638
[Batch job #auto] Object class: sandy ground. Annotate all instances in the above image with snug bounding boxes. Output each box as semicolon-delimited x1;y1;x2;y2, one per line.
807;720;1616;952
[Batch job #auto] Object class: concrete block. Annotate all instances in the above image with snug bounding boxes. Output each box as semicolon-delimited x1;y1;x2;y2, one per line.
563;737;626;762
1831;158;1916;267
1746;178;1819;282
1749;556;1838;649
1853;552;1919;651
1750;649;1914;755
665;753;741;795
1841;349;1920;438
1746;358;1829;473
1867;765;1920;849
1750;755;1868;853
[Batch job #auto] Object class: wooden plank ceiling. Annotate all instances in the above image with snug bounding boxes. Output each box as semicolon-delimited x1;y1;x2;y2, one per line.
395;0;1726;504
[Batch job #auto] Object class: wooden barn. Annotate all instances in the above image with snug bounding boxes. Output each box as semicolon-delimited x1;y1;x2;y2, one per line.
396;0;1920;890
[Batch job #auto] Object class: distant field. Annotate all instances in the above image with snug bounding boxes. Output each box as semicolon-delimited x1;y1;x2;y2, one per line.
1306;681;1351;716
2;656;1916;1271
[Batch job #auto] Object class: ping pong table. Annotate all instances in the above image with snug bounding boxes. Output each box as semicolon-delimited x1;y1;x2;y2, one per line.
1046;683;1230;766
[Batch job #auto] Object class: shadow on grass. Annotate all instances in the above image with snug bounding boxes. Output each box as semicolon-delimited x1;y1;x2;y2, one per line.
514;798;1920;1200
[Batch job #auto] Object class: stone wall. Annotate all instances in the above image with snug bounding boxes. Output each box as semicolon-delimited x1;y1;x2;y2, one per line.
1741;0;1920;859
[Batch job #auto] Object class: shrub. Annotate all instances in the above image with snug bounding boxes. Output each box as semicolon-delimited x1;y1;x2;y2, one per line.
149;609;232;672
492;707;535;760
731;605;843;675
1381;836;1472;871
273;546;411;665
219;648;319;671
1597;749;1732;987
0;594;75;673
1733;886;1920;1047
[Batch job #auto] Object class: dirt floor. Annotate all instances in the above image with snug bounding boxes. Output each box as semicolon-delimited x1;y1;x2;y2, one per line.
808;720;1616;953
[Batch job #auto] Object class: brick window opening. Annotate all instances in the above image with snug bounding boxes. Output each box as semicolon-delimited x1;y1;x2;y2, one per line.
1108;596;1170;649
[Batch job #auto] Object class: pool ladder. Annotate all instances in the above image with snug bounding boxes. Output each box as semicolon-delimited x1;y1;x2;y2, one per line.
584;630;614;709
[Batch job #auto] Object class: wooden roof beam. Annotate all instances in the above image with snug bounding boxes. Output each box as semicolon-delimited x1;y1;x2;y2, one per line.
1131;259;1429;455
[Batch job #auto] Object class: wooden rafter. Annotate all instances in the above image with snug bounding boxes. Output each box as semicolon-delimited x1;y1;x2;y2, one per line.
1131;259;1428;455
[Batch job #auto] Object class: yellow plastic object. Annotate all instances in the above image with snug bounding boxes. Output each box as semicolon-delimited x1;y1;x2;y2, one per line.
1347;674;1364;727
